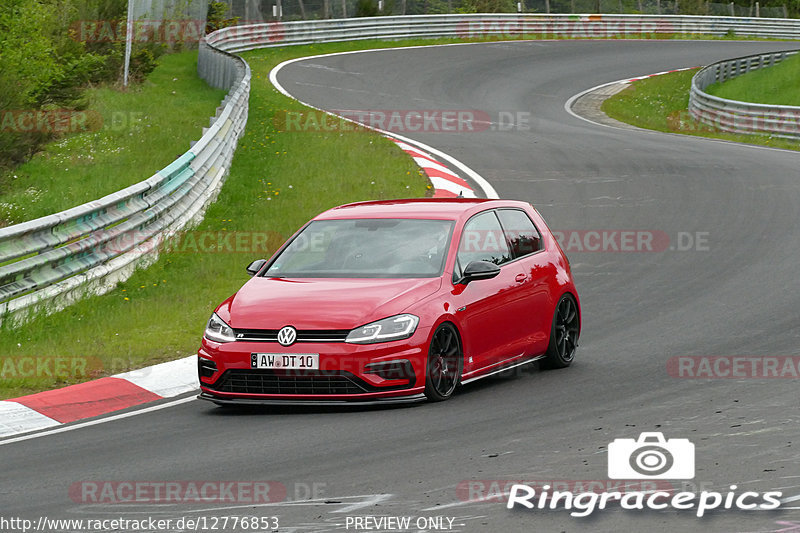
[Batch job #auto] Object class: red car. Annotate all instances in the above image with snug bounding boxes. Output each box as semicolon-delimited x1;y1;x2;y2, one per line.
197;198;580;405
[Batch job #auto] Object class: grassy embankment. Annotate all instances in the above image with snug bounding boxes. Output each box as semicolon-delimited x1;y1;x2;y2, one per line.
601;53;800;150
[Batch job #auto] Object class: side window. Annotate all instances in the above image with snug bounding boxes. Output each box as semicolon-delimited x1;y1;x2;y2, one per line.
457;211;511;267
497;209;543;258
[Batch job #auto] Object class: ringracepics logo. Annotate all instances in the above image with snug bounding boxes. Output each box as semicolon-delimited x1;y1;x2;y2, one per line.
506;432;783;517
608;432;694;479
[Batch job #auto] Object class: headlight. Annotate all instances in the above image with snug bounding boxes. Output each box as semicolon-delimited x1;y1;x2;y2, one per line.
345;314;419;344
204;312;236;343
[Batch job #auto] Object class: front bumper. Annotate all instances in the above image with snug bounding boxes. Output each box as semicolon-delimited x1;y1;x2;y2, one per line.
197;327;430;402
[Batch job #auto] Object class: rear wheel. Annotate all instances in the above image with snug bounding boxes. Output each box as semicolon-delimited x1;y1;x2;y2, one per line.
424;323;463;401
542;294;580;369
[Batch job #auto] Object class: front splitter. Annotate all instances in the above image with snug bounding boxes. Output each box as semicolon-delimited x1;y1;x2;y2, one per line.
197;391;427;407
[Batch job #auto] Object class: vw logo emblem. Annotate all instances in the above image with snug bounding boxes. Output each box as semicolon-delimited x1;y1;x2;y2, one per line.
277;326;297;347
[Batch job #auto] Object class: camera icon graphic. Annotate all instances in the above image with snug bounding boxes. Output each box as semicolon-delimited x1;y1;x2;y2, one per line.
608;432;695;479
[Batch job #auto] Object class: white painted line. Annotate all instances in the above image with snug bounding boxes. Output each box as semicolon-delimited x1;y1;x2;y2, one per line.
147;494;396;515
115;355;199;398
0;401;60;437
421;493;502;511
331;493;393;513
0;395;196;446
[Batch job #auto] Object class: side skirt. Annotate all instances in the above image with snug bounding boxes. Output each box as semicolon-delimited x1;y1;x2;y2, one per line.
459;355;546;386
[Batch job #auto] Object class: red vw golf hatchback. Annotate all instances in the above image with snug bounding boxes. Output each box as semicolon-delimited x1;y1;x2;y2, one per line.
197;198;580;405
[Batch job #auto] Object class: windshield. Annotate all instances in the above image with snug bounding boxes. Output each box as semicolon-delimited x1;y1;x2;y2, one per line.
264;218;454;278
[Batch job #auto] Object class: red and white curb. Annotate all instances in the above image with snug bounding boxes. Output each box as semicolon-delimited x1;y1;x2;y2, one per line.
626;66;698;82
0;356;197;438
388;138;476;198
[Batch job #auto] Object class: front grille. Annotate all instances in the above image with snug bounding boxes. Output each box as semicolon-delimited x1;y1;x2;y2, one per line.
233;329;349;343
210;369;367;395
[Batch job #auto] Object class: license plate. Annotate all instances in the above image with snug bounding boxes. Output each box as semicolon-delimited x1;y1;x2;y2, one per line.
251;353;319;370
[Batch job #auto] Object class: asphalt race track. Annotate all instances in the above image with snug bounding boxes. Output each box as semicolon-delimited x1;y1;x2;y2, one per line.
3;40;800;532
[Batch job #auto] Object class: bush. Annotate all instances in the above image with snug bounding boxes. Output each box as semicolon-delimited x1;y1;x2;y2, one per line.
0;0;168;174
356;0;381;16
206;1;238;33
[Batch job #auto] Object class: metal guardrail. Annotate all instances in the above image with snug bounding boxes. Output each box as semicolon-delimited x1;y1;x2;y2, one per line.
2;13;799;324
0;44;250;324
203;14;800;54
689;50;800;139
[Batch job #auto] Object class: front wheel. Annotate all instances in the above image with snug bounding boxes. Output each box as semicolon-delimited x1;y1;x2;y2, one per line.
542;294;580;369
424;323;463;401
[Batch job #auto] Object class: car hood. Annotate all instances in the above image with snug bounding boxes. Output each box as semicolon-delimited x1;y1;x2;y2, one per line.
219;277;442;330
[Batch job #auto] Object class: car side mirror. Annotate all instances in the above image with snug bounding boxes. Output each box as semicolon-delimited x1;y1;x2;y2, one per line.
460;260;501;284
246;259;267;276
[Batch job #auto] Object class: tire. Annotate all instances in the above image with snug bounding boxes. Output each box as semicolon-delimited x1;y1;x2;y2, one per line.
542;294;580;369
424;323;463;401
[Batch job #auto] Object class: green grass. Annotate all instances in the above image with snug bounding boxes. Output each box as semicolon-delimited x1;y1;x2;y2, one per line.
705;52;800;106
601;68;800;150
0;41;430;400
0;52;228;226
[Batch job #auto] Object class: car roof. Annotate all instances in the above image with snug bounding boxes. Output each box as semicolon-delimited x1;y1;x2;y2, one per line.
315;198;531;220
